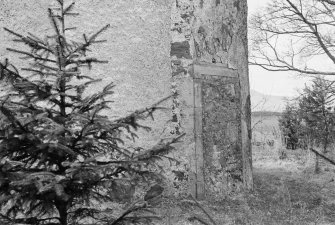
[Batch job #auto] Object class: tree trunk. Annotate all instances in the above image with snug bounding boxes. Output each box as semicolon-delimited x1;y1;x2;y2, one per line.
56;202;68;225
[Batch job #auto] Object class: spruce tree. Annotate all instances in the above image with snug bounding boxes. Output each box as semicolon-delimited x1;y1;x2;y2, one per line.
0;1;182;224
299;78;335;153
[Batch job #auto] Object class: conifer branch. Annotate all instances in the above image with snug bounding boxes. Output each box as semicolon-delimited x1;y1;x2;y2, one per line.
66;24;110;58
27;32;45;45
48;9;61;40
68;58;108;65
65;27;76;31
4;28;53;53
64;2;76;15
134;133;185;161
115;95;173;125
21;68;58;76
33;62;59;71
6;48;56;63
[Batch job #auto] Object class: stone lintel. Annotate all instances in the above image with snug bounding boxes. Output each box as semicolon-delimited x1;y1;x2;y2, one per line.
193;63;238;79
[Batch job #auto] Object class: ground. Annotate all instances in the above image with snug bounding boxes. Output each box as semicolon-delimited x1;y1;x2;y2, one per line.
153;113;335;225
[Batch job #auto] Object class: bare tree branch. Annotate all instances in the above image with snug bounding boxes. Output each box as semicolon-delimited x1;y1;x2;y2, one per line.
319;0;335;5
286;0;335;64
250;0;335;76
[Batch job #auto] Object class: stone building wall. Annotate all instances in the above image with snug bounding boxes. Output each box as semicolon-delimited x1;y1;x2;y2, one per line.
171;0;252;199
0;0;252;199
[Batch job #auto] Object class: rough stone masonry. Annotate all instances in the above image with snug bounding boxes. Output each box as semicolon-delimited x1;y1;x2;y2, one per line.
0;0;252;200
170;0;252;199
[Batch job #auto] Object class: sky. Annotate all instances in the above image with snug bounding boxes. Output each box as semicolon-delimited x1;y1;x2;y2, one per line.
248;0;311;97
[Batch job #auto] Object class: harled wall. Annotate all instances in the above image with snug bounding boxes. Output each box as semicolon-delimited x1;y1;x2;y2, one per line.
0;0;252;199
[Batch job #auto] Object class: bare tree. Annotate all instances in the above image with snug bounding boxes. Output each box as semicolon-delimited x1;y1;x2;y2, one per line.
250;0;335;76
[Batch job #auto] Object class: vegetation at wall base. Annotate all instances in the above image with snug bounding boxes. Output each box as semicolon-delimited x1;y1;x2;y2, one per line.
0;1;183;224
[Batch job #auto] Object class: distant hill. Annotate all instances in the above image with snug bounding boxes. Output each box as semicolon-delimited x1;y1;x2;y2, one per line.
252;111;282;117
250;90;287;112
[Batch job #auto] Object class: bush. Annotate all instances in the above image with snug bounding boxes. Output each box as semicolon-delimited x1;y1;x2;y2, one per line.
279;104;302;150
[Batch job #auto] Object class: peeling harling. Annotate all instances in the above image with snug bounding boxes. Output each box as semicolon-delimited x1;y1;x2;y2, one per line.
234;0;240;11
170;41;192;59
200;0;204;8
221;24;233;51
170;0;251;199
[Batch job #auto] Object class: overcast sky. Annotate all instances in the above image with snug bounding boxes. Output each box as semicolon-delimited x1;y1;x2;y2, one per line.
248;0;311;97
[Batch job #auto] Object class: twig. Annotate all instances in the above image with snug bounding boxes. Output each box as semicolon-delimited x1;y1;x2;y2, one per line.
115;95;173;124
110;202;147;225
6;48;56;63
188;215;211;225
310;148;335;166
190;195;218;225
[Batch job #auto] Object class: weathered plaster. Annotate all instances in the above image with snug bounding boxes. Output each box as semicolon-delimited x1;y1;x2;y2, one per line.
0;0;172;148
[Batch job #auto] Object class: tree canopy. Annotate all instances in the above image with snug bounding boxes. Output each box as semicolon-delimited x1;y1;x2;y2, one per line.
250;0;335;76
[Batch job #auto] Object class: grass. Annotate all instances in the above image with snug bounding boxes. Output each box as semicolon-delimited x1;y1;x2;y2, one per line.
154;146;335;225
150;113;335;224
